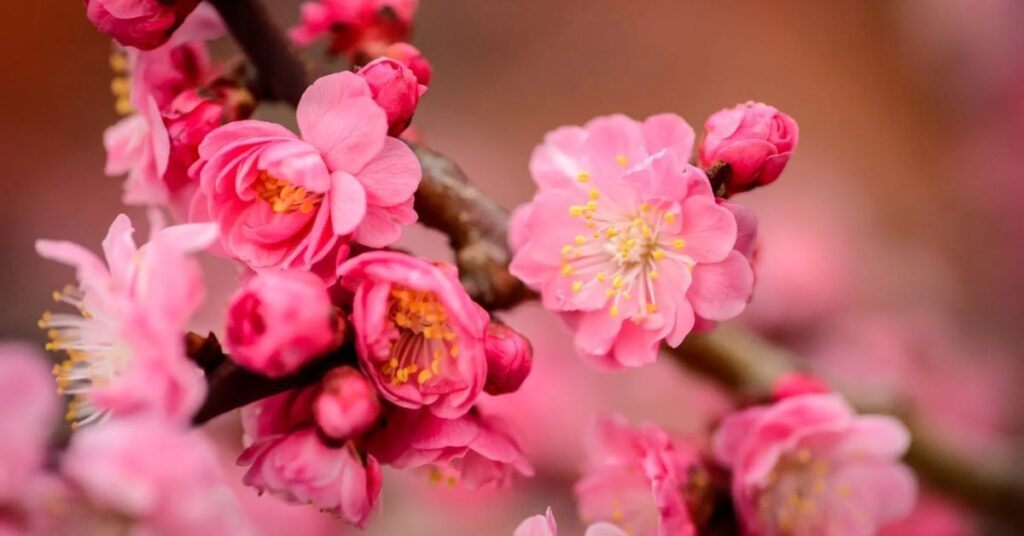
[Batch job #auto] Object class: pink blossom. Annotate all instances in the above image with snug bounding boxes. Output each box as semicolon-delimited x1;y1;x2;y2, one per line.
36;213;217;426
574;415;701;536
238;428;382;528
84;0;201;50
338;252;489;417
357;56;428;136
225;270;339;378
367;408;533;488
0;345;58;504
189;72;421;276
241;387;319;448
289;0;419;61
698;102;799;196
510;114;753;369
483;322;533;395
314;366;382;440
515;508;630;536
771;372;830;402
712;394;917;536
384;42;433;86
60;417;253;534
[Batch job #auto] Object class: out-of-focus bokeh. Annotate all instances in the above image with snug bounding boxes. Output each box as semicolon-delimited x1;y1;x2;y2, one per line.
2;1;1022;534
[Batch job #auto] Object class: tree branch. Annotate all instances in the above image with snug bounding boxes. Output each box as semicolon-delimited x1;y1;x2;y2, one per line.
207;0;1024;522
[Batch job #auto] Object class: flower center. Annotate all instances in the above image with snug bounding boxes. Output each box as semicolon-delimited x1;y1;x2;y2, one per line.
39;285;128;429
380;286;460;386
561;186;692;319
757;448;851;535
252;171;323;214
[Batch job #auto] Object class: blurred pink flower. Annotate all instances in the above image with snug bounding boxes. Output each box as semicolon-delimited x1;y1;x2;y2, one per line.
515;508;630;536
225;270;338;378
84;0;201;50
357;56;428;136
384;42;433;86
0;344;57;504
36;213;217;426
290;0;418;61
104;93;171;206
712;394;916;536
339;252;489;418
190;72;420;275
60;417;252;534
483;322;533;395
367;408;533;488
698;101;799;196
315;366;382;440
878;492;976;536
510;114;753;369
771;372;830;402
574;415;701;536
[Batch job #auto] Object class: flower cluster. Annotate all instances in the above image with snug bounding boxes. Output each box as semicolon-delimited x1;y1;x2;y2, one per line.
290;0;420;63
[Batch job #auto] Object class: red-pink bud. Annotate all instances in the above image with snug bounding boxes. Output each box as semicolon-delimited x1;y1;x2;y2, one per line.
85;0;201;50
315;367;382;440
357;57;426;137
384;42;433;86
483;323;533;395
699;101;799;196
771;372;830;401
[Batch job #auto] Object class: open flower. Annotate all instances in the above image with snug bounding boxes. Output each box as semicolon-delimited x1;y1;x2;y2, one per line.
190;72;421;277
712;394;917;536
510;114;753;369
84;0;201;50
339;252;489;417
367;408;533;488
35;213;217;426
289;0;419;62
574;415;703;536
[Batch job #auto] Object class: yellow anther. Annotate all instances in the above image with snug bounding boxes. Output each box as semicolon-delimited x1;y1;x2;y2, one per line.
561;245;573;257
561;264;574;276
672;238;686;249
51;291;62;302
664;212;676;223
114;97;133;115
569;205;584;217
575;235;587;245
612;275;624;289
625;238;637;248
417;369;433;384
605;289;617;297
615;155;628;167
797;449;811;464
652;249;666;261
606;227;618;237
649;271;659;280
592;231;600;239
450;345;460;358
585;200;598;211
586;221;596;229
572;281;584;293
646;303;658;313
640;202;650;212
431;359;441;374
576;171;591;183
588;189;600;200
596;272;607;283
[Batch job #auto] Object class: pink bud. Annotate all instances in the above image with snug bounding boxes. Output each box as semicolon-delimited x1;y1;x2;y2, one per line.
483;322;533;395
771;371;830;401
315;367;382;440
699;101;799;196
225;270;338;378
384;42;433;86
84;0;201;50
357;57;426;137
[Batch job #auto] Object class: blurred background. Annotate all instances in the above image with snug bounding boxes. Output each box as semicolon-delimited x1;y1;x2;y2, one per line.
2;0;1022;534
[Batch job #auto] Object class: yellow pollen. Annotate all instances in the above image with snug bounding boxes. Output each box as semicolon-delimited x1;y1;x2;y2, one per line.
585;200;598;211
647;303;658;313
605;289;617;297
615;155;628;167
569;205;584;217
431;359;441;374
673;238;686;249
450;345;460;358
576;171;591;183
640;202;650;212
588;189;600;200
561;245;573;257
561;264;574;276
417;369;433;384
652;249;666;261
252;172;323;214
572;281;584;293
649;271;659;280
612;275;624;289
575;235;587;245
664;212;676;223
606;227;619;237
596;272;607;282
609;305;619;317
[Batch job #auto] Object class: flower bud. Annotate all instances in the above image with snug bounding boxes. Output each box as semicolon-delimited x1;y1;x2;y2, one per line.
483;322;533;395
698;101;798;196
384;42;433;86
357;57;427;137
315;367;382;440
85;0;201;50
225;270;338;378
771;371;829;401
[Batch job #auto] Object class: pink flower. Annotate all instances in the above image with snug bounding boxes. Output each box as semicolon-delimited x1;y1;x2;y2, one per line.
60;417;253;534
0;344;58;503
483;322;533;395
239;429;383;528
36;213;217;426
384;42;433;86
357;56;427;136
84;0;201;50
574;415;701;536
712;394;917;536
225;270;339;378
289;0;419;61
771;372;830;402
515;508;630;536
105;93;171;206
314;366;382;440
367;408;533;488
698;102;799;196
510;114;754;369
338;252;489;417
190;72;421;275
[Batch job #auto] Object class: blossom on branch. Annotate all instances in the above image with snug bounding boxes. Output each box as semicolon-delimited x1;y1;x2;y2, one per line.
699;101;799;196
712;393;917;536
84;0;201;50
290;0;419;62
190;72;421;277
36;213;217;426
510;114;754;369
357;56;428;136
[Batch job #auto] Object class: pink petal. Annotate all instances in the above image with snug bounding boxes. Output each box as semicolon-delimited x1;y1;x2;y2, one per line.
296;73;387;173
678;196;737;263
642;113;695;160
353;137;421;207
688;251;754;321
329;171;368;236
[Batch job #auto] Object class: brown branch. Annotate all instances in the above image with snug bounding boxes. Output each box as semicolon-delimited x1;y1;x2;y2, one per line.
207;0;1024;522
